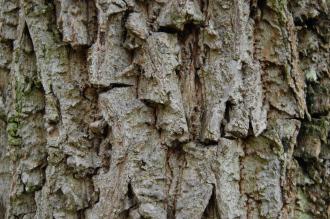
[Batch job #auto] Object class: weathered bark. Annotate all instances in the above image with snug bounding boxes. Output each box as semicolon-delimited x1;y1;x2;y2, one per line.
0;0;329;218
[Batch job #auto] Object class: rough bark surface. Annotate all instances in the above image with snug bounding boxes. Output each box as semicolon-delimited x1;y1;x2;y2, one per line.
0;0;329;218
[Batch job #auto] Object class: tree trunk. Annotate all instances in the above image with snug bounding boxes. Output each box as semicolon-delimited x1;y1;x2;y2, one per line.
0;0;329;218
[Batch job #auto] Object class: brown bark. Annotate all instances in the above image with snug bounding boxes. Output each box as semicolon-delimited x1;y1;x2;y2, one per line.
0;0;329;218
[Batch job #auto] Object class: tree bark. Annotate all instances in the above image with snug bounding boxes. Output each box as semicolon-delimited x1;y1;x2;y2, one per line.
0;0;329;218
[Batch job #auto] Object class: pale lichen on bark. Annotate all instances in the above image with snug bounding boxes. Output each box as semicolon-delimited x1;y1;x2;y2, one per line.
0;0;329;218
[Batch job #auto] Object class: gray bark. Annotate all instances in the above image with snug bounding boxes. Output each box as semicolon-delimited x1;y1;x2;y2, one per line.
0;0;329;218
